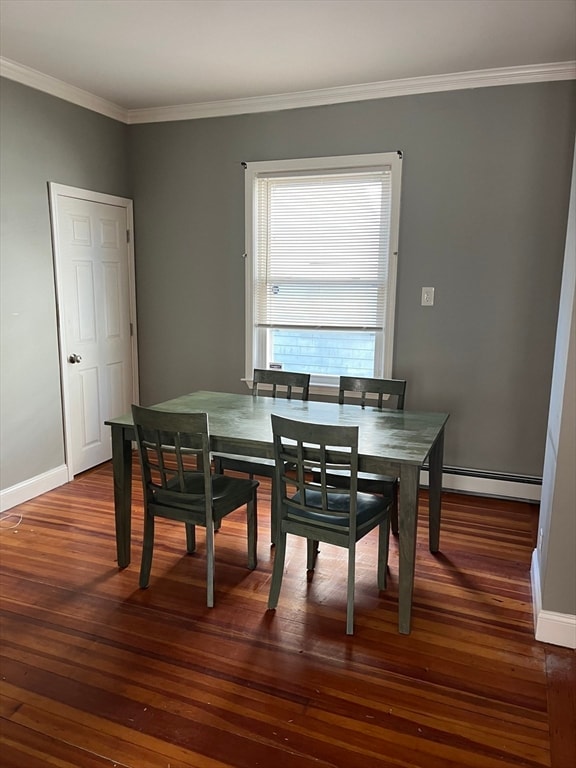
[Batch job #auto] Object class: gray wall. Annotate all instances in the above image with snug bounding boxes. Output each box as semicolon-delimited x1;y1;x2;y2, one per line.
538;144;576;617
0;78;129;488
128;82;576;476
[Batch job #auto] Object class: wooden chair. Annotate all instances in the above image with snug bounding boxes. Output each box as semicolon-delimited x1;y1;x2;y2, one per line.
132;405;258;607
267;414;391;635
319;376;406;536
213;369;310;543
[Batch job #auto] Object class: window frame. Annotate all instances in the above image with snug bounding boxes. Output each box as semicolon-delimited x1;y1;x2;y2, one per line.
244;152;403;391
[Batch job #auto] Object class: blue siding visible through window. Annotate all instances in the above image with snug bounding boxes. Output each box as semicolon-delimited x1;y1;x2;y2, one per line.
271;330;375;376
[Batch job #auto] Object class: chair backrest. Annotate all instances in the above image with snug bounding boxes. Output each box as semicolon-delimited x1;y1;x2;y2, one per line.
271;413;360;534
252;369;310;400
339;376;406;410
132;405;212;513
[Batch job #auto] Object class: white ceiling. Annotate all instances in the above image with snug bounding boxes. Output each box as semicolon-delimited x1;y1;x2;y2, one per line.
1;0;575;121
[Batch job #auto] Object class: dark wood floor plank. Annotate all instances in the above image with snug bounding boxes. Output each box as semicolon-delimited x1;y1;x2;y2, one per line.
0;715;127;768
0;461;571;768
545;646;576;768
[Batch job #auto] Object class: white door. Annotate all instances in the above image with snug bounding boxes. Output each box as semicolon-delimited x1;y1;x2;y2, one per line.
50;184;138;478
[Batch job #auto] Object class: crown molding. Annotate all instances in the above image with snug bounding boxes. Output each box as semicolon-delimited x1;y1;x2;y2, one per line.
2;57;575;126
127;61;576;124
0;57;128;122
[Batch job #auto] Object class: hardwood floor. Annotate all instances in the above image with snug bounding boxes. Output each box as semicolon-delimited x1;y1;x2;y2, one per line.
1;460;574;768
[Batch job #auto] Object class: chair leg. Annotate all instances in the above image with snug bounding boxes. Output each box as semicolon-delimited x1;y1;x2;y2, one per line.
139;512;154;588
212;459;223;531
346;542;356;635
268;530;287;609
205;520;215;608
306;539;319;570
185;523;196;553
390;484;399;536
270;479;279;546
377;517;391;591
247;493;258;570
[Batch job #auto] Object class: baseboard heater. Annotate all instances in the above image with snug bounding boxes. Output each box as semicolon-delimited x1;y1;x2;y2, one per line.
420;464;542;502
427;465;542;485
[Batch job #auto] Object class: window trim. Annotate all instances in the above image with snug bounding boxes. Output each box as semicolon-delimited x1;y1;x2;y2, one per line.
244;152;403;391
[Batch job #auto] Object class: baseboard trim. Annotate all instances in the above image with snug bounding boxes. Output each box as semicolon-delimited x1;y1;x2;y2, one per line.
0;465;68;513
536;610;576;649
531;549;576;649
420;468;542;502
0;463;540;512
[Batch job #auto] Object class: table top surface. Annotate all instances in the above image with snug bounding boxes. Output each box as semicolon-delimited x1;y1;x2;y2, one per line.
106;390;449;466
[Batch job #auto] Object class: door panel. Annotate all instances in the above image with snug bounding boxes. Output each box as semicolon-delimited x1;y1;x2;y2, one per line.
79;366;101;446
53;190;136;476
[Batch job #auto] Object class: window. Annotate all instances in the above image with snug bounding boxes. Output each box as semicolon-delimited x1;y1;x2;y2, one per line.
244;152;402;388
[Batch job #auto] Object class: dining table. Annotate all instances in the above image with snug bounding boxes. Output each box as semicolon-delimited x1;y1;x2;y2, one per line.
105;390;449;634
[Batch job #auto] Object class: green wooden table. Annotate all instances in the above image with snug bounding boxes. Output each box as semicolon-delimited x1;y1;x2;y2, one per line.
105;390;449;634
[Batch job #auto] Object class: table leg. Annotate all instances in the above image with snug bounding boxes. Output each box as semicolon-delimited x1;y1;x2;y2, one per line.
111;425;133;568
428;428;444;553
397;464;420;634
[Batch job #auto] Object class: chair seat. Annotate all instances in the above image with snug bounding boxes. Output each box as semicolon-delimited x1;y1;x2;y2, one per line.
154;472;258;519
288;488;389;527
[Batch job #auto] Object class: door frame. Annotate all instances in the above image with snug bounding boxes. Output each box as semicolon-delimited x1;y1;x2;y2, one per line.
48;183;139;481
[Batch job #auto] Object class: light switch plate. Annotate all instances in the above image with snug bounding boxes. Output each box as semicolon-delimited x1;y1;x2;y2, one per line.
421;287;435;306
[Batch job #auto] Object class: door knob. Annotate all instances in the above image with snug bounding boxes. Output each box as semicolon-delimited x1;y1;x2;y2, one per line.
68;353;82;364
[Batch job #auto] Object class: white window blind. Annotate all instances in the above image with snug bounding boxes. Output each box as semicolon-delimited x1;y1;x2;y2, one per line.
255;170;392;332
245;153;402;386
